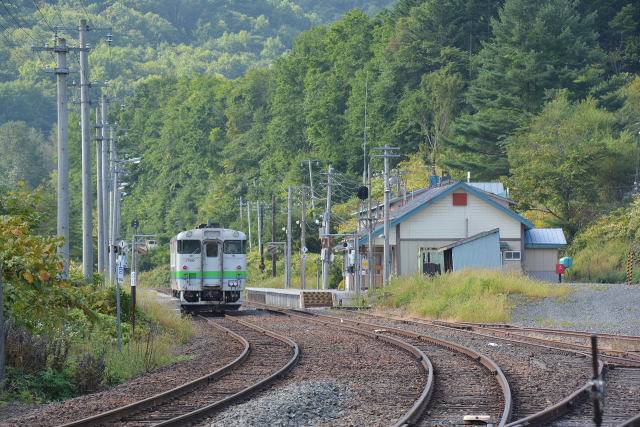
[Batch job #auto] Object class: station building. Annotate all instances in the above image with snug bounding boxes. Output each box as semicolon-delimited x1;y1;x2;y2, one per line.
344;180;566;288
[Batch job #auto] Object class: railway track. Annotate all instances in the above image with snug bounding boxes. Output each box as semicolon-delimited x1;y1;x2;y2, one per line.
62;315;299;426
331;308;640;426
246;302;512;426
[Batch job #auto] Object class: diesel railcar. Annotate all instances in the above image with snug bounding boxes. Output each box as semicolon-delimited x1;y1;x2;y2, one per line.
170;222;246;312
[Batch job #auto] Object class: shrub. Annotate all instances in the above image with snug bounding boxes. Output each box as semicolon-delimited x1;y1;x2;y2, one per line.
73;354;106;394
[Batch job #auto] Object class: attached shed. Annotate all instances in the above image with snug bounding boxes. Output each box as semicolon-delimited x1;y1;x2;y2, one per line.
438;229;502;272
524;228;567;282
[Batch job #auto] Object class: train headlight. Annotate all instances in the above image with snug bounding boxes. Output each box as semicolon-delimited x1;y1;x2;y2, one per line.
183;265;187;270
237;265;241;270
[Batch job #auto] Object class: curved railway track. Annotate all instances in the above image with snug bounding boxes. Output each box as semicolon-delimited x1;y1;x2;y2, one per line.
246;303;512;427
62;315;299;426
331;308;640;426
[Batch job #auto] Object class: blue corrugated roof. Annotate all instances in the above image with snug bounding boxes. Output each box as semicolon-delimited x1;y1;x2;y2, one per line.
525;228;567;248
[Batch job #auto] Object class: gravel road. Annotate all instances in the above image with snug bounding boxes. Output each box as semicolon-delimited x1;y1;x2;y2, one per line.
510;283;640;336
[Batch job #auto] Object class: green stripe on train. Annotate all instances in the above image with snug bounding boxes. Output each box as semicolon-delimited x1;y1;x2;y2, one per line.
173;271;247;279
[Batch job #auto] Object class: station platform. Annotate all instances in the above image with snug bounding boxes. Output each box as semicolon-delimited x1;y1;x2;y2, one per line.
245;287;355;309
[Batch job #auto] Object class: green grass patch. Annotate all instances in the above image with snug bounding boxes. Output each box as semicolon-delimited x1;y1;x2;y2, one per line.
377;269;571;322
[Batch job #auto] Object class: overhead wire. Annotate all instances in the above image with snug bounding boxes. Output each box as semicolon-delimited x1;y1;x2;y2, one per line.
0;3;43;64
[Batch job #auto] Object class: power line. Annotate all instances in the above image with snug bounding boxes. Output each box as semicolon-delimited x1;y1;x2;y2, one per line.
32;0;54;32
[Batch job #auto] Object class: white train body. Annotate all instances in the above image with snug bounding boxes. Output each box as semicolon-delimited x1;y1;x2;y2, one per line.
170;224;246;311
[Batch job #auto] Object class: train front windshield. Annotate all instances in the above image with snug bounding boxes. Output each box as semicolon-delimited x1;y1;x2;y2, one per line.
223;240;246;254
178;240;201;254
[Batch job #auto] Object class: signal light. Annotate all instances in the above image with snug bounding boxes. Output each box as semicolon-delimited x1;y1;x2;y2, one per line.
183;265;187;270
237;265;241;269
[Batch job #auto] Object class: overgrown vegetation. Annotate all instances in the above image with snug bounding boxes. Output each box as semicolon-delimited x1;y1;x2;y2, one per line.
1;186;194;403
378;270;571;322
567;195;640;283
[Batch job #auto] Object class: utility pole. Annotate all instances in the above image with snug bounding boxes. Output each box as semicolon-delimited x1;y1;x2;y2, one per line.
258;201;264;272
95;107;104;276
79;19;93;279
286;186;292;288
368;164;375;293
32;37;73;277
300;186;306;289
302;159;317;211
363;70;369;185
271;195;276;277
109;124;117;284
322;165;333;289
239;196;244;228
101;94;109;274
247;199;252;251
375;146;399;286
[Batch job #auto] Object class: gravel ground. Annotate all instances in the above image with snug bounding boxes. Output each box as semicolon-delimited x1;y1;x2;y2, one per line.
510;283;640;336
211;380;351;426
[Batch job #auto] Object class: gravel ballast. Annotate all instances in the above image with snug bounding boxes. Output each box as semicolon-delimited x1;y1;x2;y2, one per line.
212;380;351;426
510;283;640;335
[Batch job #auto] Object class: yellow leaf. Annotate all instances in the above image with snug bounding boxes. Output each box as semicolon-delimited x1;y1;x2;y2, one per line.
23;272;34;284
11;229;22;236
39;270;50;281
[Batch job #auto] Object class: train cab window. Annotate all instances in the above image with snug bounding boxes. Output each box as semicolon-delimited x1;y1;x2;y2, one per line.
178;240;201;254
206;243;219;257
223;240;246;254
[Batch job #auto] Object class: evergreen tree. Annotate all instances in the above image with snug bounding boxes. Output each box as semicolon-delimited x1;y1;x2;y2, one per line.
447;0;603;179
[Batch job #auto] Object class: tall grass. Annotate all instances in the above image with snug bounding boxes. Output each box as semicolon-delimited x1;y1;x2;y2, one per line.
568;239;637;283
87;288;195;385
378;269;571;322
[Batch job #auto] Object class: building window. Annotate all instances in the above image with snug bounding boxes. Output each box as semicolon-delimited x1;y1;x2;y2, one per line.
504;251;521;260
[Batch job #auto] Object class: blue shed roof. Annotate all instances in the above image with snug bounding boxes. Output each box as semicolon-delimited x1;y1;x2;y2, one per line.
524;228;567;249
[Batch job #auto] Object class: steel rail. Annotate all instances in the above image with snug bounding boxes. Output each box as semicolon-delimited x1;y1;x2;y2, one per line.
251;302;507;427
333;309;632;426
61;316;251;427
505;362;605;427
425;320;640;365
344;310;640;367
155;314;300;426
264;308;434;427
619;411;640;426
454;322;640;345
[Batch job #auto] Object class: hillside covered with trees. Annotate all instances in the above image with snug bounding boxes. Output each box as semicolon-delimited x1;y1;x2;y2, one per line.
2;0;640;272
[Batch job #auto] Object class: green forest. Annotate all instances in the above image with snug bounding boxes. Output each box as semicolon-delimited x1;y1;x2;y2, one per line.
2;0;640;274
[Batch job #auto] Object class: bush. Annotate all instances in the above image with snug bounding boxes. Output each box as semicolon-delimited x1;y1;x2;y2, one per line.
2;367;77;403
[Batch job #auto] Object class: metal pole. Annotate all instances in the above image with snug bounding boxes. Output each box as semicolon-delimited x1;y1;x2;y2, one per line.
322;165;332;290
363;71;368;185
590;335;603;427
316;258;320;289
56;38;70;278
286;186;292;288
368;163;374;293
108;125;115;284
354;229;360;301
101;94;109;274
131;226;136;335
258;201;264;272
301;187;306;289
247;199;252;251
116;271;121;352
96;107;104;276
239;196;243;228
383;149;390;286
271;195;276;277
308;160;315;211
79;19;93;279
0;266;5;390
